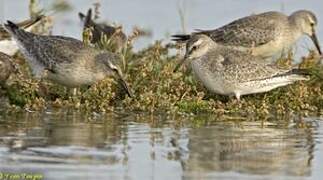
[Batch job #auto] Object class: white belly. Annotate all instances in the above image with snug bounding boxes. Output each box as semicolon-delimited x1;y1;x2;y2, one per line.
191;61;229;95
47;63;107;87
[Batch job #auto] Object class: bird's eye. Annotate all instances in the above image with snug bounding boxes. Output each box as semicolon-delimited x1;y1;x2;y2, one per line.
188;45;198;55
112;68;118;73
310;22;315;27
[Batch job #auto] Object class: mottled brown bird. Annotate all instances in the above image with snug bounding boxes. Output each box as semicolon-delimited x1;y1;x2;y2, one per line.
175;34;309;101
173;10;321;59
4;21;132;97
79;8;127;52
0;52;14;85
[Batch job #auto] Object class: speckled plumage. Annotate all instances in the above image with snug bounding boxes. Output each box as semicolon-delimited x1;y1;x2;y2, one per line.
180;35;309;100
79;9;127;52
173;10;321;58
3;21;132;97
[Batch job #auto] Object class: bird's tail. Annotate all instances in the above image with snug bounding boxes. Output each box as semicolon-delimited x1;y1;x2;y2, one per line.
78;12;86;21
171;29;213;42
84;9;94;27
171;34;191;42
286;74;310;81
4;20;34;44
281;69;311;81
79;8;96;29
289;68;311;76
4;21;21;35
263;68;310;89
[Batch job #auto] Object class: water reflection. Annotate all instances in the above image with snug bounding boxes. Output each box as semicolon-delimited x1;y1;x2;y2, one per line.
0;111;321;180
184;122;316;179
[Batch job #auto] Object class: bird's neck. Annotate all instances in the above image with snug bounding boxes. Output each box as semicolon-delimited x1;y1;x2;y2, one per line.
288;17;304;42
288;15;303;34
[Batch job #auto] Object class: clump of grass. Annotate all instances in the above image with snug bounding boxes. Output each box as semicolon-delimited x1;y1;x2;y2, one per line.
1;2;322;119
81;78;118;112
6;77;45;110
2;37;322;119
2;36;323;118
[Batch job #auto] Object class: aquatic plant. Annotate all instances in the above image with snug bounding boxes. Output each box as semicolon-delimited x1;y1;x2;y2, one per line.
1;1;322;119
2;36;322;119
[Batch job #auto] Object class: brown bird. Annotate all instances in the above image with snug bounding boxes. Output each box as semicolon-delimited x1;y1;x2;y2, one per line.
0;52;14;85
173;10;321;59
175;34;309;101
79;8;127;52
4;21;133;97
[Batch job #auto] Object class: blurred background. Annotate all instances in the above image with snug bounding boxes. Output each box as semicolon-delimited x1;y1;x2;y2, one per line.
0;0;322;54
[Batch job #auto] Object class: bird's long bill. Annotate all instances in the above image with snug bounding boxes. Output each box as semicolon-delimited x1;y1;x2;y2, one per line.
173;57;187;72
311;32;322;55
117;75;133;98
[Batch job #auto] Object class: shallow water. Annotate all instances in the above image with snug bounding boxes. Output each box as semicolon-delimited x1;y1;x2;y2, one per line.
0;110;322;180
0;1;323;180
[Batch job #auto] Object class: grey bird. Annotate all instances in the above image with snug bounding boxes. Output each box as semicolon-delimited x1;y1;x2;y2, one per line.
0;52;14;85
174;34;309;101
0;15;44;56
173;10;322;59
79;8;127;52
4;21;133;97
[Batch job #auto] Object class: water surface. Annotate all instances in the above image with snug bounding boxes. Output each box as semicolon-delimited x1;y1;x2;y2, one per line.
0;110;322;180
0;1;323;179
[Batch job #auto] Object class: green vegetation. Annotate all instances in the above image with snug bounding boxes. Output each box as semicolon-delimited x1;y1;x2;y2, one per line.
1;37;322;119
1;1;322;119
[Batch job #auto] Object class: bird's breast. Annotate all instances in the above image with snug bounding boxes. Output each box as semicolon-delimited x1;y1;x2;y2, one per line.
48;62;107;87
190;60;228;95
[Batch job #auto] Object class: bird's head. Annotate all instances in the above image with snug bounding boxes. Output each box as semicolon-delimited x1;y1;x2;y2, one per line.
174;34;215;72
290;10;321;55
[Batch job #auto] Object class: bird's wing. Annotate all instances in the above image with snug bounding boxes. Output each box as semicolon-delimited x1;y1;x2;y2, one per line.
224;61;292;83
33;36;88;72
98;23;117;36
196;11;285;47
204;48;292;83
204;47;255;68
0;15;44;40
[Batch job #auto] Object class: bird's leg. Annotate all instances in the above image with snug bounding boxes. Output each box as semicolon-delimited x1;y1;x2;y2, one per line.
231;92;243;108
235;92;241;102
247;41;256;55
228;93;241;106
69;88;79;96
37;70;49;97
72;88;77;96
